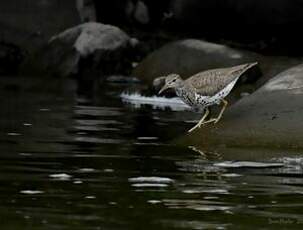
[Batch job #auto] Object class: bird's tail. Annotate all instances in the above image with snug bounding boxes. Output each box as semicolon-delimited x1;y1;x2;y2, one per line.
233;62;258;77
244;62;258;69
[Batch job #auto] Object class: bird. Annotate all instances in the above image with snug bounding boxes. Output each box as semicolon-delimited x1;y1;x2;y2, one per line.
158;62;258;133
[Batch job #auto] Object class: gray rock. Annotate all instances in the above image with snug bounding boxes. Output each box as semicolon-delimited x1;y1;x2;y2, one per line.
49;22;130;57
133;39;302;88
41;22;134;77
134;1;150;24
133;39;260;84
178;63;303;149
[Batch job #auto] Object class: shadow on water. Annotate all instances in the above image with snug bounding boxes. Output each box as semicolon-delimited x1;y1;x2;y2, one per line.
0;76;302;229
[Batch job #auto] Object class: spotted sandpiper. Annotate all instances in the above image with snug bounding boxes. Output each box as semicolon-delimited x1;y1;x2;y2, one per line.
158;62;258;132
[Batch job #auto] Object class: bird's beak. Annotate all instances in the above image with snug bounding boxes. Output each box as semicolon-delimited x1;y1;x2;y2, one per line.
158;85;168;95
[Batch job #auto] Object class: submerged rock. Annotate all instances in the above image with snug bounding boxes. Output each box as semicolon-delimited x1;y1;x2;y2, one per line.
38;22;136;77
178;63;303;149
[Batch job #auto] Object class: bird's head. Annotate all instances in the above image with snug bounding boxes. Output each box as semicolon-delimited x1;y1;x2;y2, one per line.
158;74;183;94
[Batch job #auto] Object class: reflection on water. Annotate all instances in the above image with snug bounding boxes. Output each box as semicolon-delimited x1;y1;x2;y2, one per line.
0;76;303;229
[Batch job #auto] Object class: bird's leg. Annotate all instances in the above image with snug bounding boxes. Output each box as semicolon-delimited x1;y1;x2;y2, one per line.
214;99;228;124
197;108;210;126
188;108;210;133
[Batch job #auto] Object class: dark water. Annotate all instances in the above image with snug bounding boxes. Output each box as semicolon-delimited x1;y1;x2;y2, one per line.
0;76;303;230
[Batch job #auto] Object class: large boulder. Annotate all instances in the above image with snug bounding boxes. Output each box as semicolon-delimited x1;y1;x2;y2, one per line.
177;63;303;149
36;22;136;77
90;0;303;53
132;39;302;88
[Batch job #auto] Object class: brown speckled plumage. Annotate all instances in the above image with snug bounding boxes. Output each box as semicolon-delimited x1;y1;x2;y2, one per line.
158;62;258;132
186;63;257;96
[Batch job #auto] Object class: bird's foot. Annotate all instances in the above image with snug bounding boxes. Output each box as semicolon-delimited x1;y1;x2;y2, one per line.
198;118;216;127
187;118;216;133
214;118;220;124
214;117;224;124
188;125;199;133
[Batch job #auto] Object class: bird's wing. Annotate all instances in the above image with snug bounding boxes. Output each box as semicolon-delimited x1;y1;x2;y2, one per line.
186;63;257;96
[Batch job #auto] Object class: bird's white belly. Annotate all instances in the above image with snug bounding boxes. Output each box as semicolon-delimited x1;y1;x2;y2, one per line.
194;94;215;107
195;77;239;107
216;77;239;98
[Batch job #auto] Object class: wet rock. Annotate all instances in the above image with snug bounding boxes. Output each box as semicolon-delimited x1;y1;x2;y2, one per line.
133;39;260;84
39;22;136;77
133;39;301;88
178;63;303;149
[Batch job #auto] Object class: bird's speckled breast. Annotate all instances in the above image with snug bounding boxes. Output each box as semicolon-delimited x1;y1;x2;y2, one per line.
194;93;214;107
176;87;200;109
175;76;239;110
195;76;239;107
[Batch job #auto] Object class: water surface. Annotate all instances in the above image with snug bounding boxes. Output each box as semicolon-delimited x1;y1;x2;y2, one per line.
0;76;302;229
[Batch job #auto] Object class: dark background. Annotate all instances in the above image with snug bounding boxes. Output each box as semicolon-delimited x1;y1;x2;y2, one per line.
1;0;303;76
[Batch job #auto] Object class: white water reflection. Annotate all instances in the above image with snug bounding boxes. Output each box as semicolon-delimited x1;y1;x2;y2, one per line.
214;161;284;168
20;190;44;195
128;177;174;183
49;173;72;180
129;177;174;189
121;92;191;111
162;199;232;211
132;183;169;188
76;168;97;173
